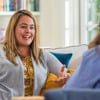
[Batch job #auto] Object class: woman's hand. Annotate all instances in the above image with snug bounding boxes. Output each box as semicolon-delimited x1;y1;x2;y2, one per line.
53;65;70;84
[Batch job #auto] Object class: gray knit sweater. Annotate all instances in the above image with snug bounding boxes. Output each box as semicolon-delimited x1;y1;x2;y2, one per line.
0;44;62;100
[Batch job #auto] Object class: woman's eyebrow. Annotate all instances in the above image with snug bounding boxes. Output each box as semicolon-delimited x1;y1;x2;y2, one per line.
19;23;35;26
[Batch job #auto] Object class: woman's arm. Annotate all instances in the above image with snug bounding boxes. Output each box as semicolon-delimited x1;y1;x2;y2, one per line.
43;50;62;75
43;50;70;83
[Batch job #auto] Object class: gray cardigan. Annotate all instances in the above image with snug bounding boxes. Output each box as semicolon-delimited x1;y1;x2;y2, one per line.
0;44;62;100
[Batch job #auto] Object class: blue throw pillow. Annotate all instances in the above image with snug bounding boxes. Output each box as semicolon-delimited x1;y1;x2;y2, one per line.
51;52;72;68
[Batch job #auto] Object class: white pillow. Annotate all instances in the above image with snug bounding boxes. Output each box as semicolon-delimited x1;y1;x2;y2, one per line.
45;44;88;69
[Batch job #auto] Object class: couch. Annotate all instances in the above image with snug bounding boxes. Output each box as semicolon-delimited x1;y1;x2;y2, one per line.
46;44;88;69
11;44;88;100
44;44;100;100
44;88;100;100
39;44;88;95
12;88;100;100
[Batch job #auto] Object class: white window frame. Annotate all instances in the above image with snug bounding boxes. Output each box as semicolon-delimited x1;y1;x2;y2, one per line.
80;0;88;44
65;0;98;46
65;0;81;46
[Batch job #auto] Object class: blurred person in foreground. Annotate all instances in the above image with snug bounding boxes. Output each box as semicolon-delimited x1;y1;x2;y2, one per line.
63;24;100;89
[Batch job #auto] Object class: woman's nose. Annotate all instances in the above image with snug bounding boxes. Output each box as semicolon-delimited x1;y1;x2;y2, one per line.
26;27;31;33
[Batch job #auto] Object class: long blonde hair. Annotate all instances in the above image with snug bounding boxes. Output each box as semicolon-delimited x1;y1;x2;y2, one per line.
88;24;100;49
2;10;42;65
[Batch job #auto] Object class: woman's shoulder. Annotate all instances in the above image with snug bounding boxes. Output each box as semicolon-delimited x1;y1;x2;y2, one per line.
0;43;3;51
41;49;58;61
82;45;100;61
0;43;5;56
83;45;98;55
41;49;51;58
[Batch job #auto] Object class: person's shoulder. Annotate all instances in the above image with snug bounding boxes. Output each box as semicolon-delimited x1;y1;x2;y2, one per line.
41;49;51;57
41;48;50;54
0;43;3;48
83;45;100;59
0;43;3;51
0;43;5;56
41;48;55;61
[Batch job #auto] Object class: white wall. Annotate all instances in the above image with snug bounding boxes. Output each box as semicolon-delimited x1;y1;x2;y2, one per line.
0;15;11;29
0;0;65;48
40;0;65;47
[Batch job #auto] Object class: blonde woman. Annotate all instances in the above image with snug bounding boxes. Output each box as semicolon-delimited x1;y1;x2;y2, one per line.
0;10;69;99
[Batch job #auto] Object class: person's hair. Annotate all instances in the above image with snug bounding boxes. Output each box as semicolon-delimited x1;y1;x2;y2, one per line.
88;24;100;49
2;9;42;65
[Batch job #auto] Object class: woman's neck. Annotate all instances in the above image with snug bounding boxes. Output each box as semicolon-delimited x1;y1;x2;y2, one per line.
18;46;31;57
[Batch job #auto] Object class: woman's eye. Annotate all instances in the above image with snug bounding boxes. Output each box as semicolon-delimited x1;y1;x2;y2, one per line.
30;27;35;29
20;26;35;30
21;26;26;28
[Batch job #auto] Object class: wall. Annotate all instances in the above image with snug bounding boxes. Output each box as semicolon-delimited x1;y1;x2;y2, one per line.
40;0;65;47
0;0;65;48
0;15;11;29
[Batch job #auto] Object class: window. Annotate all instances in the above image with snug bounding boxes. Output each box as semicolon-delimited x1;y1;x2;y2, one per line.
86;0;100;43
65;0;70;46
65;0;100;46
65;0;80;46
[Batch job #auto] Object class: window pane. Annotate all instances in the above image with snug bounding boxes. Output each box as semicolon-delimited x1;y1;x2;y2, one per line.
87;28;98;42
87;0;100;43
65;0;70;46
65;0;70;28
65;29;69;46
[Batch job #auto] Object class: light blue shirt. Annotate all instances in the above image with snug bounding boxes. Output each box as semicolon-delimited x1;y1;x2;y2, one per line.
63;45;100;88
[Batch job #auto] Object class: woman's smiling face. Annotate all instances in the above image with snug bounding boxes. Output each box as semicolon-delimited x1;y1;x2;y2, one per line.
15;15;35;48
